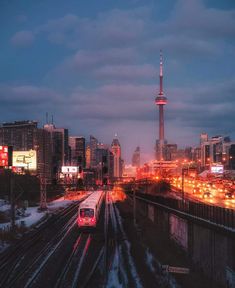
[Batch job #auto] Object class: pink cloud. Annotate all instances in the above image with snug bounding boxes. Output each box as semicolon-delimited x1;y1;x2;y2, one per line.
11;30;35;47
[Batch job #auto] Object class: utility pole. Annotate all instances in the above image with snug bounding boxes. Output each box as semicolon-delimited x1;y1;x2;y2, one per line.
10;169;15;231
133;178;136;227
40;130;47;210
181;168;186;208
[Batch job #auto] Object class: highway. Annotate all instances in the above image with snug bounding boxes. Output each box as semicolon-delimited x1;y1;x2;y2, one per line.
170;177;235;210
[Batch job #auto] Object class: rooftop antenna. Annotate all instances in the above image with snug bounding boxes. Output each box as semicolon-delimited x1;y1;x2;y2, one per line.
46;112;48;124
51;114;54;124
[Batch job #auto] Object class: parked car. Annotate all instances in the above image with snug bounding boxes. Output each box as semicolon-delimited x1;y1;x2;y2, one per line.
203;191;213;199
193;187;201;194
224;191;234;199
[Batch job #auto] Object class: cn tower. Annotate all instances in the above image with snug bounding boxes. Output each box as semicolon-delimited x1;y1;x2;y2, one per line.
155;50;167;160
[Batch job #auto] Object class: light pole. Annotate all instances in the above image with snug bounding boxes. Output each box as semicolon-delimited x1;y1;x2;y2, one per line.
229;156;232;170
181;168;187;205
10;169;15;231
133;178;136;227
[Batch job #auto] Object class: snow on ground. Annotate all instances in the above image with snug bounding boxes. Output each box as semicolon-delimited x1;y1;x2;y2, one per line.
0;199;10;212
0;197;78;230
144;248;181;288
107;247;123;288
114;205;143;288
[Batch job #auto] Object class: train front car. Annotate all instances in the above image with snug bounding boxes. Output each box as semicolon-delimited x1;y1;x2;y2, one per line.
77;190;104;228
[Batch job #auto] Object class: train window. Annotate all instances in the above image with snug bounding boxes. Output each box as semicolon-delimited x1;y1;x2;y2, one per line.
80;208;94;218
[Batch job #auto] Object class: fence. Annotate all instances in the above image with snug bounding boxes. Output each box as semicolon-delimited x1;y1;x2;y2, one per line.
129;191;235;230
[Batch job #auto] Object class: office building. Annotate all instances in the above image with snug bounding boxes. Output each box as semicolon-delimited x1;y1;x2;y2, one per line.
132;146;140;167
69;136;86;168
111;134;122;178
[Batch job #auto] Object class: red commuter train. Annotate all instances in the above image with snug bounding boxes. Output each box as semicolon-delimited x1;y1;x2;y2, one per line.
77;190;104;228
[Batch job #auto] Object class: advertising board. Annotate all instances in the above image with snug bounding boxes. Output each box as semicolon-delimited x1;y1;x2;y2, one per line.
0;146;9;166
61;166;79;173
210;165;224;174
13;150;37;170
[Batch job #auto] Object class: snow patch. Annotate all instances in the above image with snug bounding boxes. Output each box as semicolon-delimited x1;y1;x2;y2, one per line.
107;247;122;288
145;249;155;273
114;206;143;288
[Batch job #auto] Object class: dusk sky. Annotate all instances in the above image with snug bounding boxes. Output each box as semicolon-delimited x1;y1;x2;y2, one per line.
1;0;235;164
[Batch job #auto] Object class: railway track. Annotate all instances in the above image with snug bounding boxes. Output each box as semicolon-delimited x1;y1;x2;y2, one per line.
0;200;83;287
0;190;147;288
105;191;142;288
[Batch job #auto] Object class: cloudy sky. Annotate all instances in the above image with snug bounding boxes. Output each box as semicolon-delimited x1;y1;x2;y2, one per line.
1;0;235;163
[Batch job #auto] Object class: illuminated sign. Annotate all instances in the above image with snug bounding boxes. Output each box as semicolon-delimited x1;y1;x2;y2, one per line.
61;166;79;173
210;165;224;174
13;150;37;170
0;146;9;166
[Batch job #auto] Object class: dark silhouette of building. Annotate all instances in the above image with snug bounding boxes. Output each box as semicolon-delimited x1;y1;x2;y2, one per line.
69;136;86;168
0;120;52;180
165;144;177;161
132;146;140;167
90;135;98;168
111;134;122;178
44;123;69;179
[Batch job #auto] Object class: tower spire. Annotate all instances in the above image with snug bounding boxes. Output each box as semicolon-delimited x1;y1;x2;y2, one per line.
159;50;163;95
155;50;168;161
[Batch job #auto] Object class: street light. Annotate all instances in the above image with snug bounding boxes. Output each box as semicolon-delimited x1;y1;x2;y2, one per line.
181;167;188;206
132;178;136;226
229;156;233;170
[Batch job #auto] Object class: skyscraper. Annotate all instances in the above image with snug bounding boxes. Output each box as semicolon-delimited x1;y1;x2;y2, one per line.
0;120;52;180
132;146;140;167
43;123;69;178
90;135;98;168
85;144;91;168
155;51;167;160
69;136;86;168
0;120;38;151
111;134;122;178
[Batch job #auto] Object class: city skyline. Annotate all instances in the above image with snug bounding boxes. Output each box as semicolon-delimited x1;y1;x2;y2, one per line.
1;0;235;163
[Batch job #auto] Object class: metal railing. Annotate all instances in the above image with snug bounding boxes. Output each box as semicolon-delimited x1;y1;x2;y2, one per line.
128;191;235;230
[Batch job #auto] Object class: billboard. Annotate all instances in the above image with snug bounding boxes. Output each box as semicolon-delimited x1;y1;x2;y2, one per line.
13;150;37;170
0;146;9;166
0;146;12;166
210;165;224;174
61;166;78;173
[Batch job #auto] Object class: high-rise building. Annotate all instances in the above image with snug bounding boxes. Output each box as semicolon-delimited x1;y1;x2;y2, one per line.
229;145;235;170
69;136;86;168
200;134;235;169
44;124;69;166
0;120;52;180
0;120;38;150
200;133;208;145
35;128;52;181
96;143;114;184
155;51;167;160
85;145;91;168
90;135;98;168
132;146;140;167
111;134;122;178
165;144;177;161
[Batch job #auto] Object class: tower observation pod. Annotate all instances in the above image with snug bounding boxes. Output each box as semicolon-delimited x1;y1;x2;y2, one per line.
155;50;167;160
